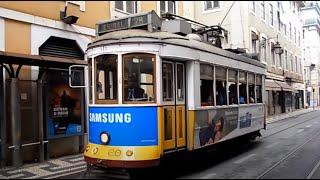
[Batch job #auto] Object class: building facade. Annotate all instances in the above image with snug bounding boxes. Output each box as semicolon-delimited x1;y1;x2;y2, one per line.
301;1;320;108
0;1;186;167
185;1;305;117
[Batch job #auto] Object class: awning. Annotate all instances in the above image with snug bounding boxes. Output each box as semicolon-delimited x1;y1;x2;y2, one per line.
265;79;282;91
0;51;87;68
265;79;292;92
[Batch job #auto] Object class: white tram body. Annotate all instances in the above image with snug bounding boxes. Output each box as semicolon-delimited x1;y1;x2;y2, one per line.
83;12;266;168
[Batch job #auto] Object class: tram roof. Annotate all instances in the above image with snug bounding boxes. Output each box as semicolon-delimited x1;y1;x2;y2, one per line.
88;29;266;68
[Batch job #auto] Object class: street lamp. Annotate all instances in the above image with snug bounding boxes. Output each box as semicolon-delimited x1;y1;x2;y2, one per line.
271;35;283;55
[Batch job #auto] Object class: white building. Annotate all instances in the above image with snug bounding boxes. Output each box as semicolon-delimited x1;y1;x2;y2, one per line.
301;1;320;107
183;1;306;116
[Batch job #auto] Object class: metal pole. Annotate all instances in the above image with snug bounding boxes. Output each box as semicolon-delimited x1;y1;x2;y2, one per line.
37;79;44;162
10;78;22;167
0;67;6;167
313;88;315;110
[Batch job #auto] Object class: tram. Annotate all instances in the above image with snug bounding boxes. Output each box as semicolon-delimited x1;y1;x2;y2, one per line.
73;11;266;169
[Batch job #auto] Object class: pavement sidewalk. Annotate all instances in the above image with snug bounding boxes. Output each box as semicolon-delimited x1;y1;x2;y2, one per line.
266;107;320;124
0;154;86;179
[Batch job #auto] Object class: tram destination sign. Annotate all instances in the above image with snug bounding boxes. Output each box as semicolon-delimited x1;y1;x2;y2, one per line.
96;10;162;36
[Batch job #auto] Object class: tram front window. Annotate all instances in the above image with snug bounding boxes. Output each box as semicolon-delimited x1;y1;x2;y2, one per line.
95;54;118;103
123;54;155;103
216;66;227;105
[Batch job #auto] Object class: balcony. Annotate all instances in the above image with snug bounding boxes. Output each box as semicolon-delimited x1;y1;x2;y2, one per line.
303;18;320;29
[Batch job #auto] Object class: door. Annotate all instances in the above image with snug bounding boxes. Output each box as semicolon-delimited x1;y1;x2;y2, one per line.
162;61;186;151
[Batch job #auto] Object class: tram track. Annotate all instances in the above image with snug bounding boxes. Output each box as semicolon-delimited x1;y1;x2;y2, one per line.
261;112;320;140
256;130;320;179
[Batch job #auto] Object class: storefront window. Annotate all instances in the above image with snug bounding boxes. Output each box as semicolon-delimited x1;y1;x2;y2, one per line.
239;71;247;104
248;73;255;103
256;75;263;103
215;66;227;105
95;54;118;103
228;69;238;105
200;64;214;106
123;54;156;103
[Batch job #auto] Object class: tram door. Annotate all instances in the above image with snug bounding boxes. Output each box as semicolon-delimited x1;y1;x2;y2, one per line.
162;61;186;151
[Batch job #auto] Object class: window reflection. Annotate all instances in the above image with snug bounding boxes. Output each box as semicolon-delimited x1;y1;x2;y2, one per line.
123;54;155;103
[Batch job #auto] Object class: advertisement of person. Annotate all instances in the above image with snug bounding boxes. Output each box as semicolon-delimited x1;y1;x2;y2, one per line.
47;70;83;138
194;107;238;148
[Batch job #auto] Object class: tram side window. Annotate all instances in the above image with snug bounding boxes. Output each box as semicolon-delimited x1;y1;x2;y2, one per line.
228;69;238;105
176;63;185;101
162;62;174;101
95;55;118;103
123;54;155;103
248;73;256;103
256;75;263;103
200;64;214;106
239;71;247;104
215;66;227;105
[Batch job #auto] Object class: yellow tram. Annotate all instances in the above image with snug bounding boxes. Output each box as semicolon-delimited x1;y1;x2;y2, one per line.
75;11;266;169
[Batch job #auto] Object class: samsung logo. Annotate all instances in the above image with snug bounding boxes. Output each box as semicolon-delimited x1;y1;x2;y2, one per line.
89;113;132;123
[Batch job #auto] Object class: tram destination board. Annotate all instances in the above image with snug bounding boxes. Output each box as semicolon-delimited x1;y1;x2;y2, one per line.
97;10;162;35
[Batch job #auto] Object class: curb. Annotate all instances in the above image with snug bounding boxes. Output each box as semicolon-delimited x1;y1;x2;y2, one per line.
266;109;318;124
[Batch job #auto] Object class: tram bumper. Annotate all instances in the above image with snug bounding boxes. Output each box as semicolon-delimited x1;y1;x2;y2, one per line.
84;143;161;168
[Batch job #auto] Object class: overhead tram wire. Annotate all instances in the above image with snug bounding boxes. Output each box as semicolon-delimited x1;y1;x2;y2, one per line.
219;1;236;26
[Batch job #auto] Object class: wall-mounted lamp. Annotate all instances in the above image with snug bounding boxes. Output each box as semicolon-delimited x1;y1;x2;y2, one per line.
60;2;79;24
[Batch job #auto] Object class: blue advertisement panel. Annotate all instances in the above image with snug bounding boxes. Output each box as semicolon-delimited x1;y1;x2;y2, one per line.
89;106;158;146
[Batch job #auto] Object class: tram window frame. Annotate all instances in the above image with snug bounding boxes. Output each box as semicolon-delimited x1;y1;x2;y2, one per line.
88;58;93;104
256;75;263;103
176;63;185;103
215;66;227;106
162;61;174;102
200;63;214;106
94;54;118;104
248;73;256;104
239;71;248;104
94;54;119;104
122;53;156;104
228;69;238;105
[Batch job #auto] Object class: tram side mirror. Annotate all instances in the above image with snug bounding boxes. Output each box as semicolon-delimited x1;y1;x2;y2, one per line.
69;65;87;88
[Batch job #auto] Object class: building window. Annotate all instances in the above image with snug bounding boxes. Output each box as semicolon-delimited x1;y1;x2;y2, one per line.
200;64;214;106
289;23;292;40
115;1;137;14
295;56;298;73
271;42;275;65
298;31;300;46
261;1;265;20
294;27;296;44
290;53;293;72
285;50;288;70
284;24;287;36
123;54;156;103
269;4;273;26
239;71;247;104
277;10;281;31
261;37;267;62
279;52;282;68
251;31;258;53
95;54;118;103
228;69;238;105
160;1;176;14
250;1;255;13
216;66;227;105
248;73;255;103
204;1;220;11
256;75;263;103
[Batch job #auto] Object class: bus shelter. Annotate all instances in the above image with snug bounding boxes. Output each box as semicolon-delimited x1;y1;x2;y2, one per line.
0;51;87;167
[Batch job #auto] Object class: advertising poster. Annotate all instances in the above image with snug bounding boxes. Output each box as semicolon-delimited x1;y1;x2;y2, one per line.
88;106;158;146
238;105;264;132
47;70;83;138
194;107;238;148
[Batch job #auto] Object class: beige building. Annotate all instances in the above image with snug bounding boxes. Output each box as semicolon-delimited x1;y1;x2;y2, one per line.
183;1;305;117
0;1;184;167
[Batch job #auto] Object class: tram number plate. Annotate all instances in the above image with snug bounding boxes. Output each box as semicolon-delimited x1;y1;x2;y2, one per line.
107;148;122;157
130;15;148;27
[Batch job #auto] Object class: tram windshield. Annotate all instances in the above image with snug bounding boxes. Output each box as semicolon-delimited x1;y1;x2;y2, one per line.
123;54;156;103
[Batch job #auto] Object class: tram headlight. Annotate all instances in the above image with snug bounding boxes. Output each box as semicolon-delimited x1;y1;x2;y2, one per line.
100;132;110;145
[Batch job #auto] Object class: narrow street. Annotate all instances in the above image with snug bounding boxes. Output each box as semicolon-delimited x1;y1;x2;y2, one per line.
62;110;320;179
